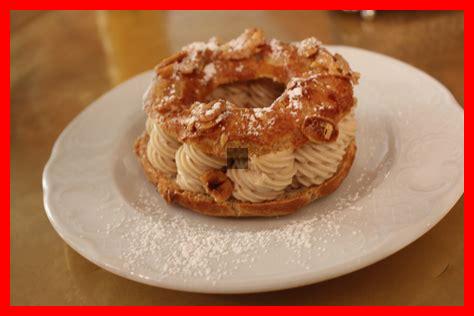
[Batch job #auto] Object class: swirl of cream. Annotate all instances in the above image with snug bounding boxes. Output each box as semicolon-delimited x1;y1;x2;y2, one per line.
294;112;356;186
175;143;226;192
227;149;296;202
146;118;181;176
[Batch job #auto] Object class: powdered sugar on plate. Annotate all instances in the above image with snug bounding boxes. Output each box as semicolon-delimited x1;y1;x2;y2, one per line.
105;177;370;284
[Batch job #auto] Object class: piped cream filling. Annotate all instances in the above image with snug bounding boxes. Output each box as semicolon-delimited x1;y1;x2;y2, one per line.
294;112;356;187
175;143;226;193
146;118;181;176
227;149;297;203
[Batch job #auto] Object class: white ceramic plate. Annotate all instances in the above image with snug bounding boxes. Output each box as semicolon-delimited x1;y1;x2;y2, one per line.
43;46;464;294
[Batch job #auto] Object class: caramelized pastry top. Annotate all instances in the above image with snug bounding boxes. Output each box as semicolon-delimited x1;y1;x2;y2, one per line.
143;28;359;157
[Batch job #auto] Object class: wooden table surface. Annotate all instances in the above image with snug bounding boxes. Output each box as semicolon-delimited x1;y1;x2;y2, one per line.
10;10;464;305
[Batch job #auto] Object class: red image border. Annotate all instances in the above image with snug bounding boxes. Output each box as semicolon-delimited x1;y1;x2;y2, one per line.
4;3;467;313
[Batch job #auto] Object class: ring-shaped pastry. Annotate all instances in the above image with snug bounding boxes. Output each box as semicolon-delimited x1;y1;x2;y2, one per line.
136;28;359;217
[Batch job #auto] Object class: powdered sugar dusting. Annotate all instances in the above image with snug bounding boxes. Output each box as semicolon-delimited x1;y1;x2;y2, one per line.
104;178;370;284
183;37;219;53
287;85;303;116
253;107;272;119
203;63;216;82
179;37;220;71
205;101;222;116
269;39;284;58
226;35;247;52
240;108;277;137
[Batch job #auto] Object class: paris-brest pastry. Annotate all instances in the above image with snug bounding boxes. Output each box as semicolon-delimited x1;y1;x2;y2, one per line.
135;28;359;217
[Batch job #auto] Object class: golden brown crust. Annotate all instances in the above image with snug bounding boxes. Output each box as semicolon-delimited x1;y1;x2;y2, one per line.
134;133;356;217
143;28;359;158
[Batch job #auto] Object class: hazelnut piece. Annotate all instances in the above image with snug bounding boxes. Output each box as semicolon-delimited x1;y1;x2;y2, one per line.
201;170;234;202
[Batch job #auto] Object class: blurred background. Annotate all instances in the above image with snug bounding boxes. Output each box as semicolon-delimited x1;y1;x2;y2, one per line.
11;10;464;305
